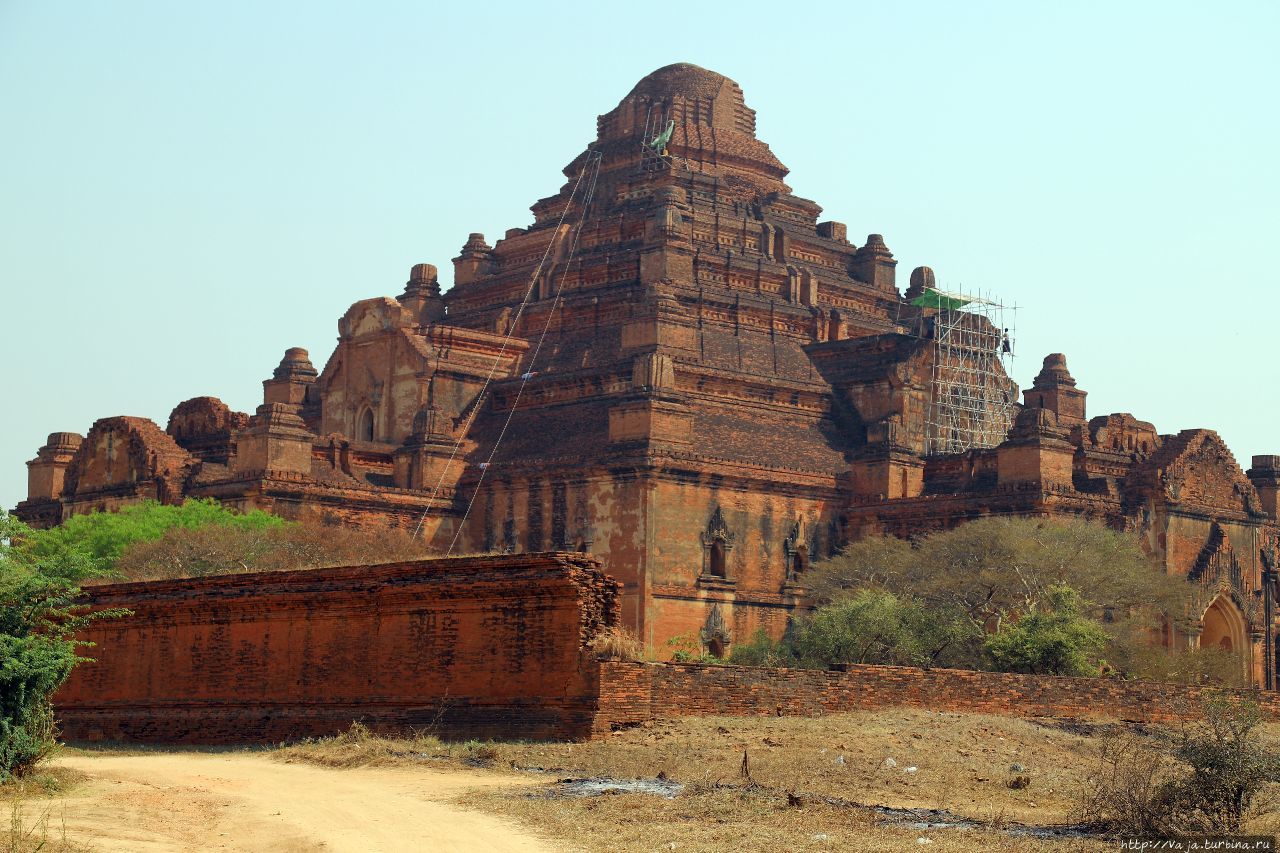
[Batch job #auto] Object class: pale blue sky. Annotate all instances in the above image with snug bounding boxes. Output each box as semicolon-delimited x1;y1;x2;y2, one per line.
2;1;1277;512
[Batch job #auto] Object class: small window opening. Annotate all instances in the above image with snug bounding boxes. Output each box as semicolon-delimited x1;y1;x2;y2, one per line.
709;539;727;578
792;546;809;578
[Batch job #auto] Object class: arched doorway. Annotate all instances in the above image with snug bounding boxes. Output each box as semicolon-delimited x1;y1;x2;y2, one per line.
1200;595;1246;653
358;407;375;442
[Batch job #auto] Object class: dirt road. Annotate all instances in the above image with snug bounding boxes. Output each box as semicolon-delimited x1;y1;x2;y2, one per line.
30;751;559;852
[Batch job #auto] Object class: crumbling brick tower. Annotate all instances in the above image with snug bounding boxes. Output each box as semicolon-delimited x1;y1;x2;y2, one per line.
17;63;1279;684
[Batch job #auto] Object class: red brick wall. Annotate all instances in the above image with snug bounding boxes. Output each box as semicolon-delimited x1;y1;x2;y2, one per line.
56;553;619;744
593;661;1280;732
60;563;1279;747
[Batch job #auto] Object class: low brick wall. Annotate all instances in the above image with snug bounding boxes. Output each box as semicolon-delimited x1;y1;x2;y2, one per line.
58;562;1280;746
56;553;619;743
592;661;1280;732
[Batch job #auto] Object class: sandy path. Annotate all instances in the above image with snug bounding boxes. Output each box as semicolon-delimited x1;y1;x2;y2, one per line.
30;751;559;852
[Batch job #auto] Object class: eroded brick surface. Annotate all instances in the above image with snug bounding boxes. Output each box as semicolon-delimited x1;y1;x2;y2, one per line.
56;553;619;743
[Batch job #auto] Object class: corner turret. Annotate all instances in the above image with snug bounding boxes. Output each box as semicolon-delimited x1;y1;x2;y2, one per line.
1024;353;1087;427
851;234;897;294
398;263;445;324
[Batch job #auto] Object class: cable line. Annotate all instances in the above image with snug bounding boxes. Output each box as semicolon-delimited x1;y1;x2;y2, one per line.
411;151;603;547
444;150;603;556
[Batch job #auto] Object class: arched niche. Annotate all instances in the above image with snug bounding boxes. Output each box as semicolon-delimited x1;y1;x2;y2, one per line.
1200;594;1247;653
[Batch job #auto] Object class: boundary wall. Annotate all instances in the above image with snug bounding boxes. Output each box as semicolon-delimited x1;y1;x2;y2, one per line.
592;661;1280;732
56;558;1280;745
56;553;618;743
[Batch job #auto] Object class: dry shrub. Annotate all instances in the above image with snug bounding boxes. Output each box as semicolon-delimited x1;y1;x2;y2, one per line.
461;740;501;765
1075;730;1178;834
589;627;645;661
277;722;514;771
113;522;436;581
1076;694;1280;835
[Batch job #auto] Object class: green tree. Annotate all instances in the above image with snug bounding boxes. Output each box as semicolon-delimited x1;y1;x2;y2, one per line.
809;517;1190;634
984;584;1108;676
21;499;284;578
1;513;124;778
727;629;793;667
789;588;979;669
809;517;1198;678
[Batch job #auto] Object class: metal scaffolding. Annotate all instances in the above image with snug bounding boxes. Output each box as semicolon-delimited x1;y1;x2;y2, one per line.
916;287;1018;455
638;103;683;173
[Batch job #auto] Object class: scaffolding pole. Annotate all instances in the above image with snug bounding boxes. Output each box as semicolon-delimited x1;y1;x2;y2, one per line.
920;287;1018;455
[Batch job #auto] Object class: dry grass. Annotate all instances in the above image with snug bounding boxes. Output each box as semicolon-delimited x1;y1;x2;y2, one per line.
4;799;93;853
282;710;1099;824
277;721;497;769
273;709;1280;850
0;767;87;800
496;710;1101;825
2;767;93;853
463;785;1112;853
276;709;1140;850
589;628;646;662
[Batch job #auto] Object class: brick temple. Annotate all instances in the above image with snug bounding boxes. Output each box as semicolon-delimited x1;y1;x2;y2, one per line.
17;64;1280;684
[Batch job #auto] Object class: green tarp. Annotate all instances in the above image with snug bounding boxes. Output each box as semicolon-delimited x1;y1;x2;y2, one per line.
910;288;970;311
649;119;674;152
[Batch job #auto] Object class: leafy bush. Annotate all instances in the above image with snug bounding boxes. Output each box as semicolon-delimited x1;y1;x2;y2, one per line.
666;634;722;663
984;584;1108;676
724;593;979;671
727;629;792;668
1;513;124;779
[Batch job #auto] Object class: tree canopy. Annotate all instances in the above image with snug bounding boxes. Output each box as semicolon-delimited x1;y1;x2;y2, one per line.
21;499;284;579
732;517;1219;682
984;584;1109;676
787;588;979;669
807;516;1192;634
